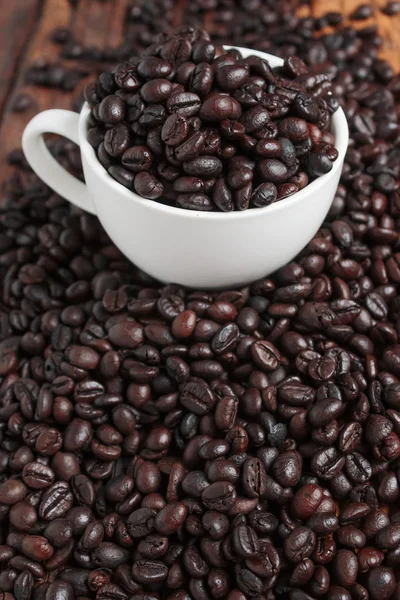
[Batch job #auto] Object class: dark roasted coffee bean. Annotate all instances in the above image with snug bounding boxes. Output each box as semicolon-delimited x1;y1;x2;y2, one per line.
0;480;27;504
122;146;152;173
216;65;249;91
251;183;278;208
4;10;400;600
183;156;222;180
235;564;263;596
366;566;396;600
305;152;333;178
132;559;168;583
176;193;214;211
161;114;189;146
332;549;359;587
108;166;134;189
167;92;201;117
134;172;164;200
104;124;130;157
22;462;55;489
180;380;215;415
201;481;236;511
311;447;345;480
350;4;374;19
39;482;73;520
98;95;126;124
87;37;339;211
291;484;323;520
127;508;157;538
242;457;267;498
232;525;259;557
284;526;316;562
154;502;187;534
200;94;241;122
258;159;288;183
92;543;130;568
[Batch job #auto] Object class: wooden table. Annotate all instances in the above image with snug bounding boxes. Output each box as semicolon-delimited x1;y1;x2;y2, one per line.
0;0;399;184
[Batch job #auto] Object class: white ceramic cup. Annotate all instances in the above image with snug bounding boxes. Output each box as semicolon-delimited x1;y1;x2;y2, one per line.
22;46;349;289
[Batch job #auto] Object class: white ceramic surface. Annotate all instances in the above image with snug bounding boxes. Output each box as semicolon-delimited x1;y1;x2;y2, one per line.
22;46;349;289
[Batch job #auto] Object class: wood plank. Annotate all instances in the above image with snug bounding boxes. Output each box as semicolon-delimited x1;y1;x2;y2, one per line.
0;0;74;181
0;0;132;182
0;0;42;116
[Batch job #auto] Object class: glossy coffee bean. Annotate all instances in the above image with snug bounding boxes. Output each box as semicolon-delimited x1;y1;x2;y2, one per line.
87;30;339;210
3;9;400;600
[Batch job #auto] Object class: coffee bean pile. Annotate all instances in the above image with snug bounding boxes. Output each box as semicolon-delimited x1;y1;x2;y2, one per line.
84;27;339;211
1;2;400;600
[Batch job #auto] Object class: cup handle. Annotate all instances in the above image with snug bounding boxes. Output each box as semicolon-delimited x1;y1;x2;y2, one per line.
22;109;96;215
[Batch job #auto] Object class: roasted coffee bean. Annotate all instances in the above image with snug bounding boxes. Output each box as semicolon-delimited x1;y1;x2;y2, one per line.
350;4;374;19
242;457;267;498
235;564;263;596
201;481;237;511
22;462;55;489
87;34;338;210
291;484;323;520
251;182;278;208
176;193;214;211
0;480;28;505
39;482;73;520
4;7;400;600
154;502;187;534
21;535;54;562
258;159;289;183
161;114;189;146
132;559;168;583
122;146;153;173
183;156;222;180
332;549;359;587
284;527;316;562
127;508;157;538
199;94;241;122
216;65;249;91
335;525;366;548
97;95;126;124
8;501;37;532
134;172;164;200
311;447;345;480
180;379;215;415
271;450;302;487
104;124;130;158
138;57;173;79
140;79;172;103
366;566;396;600
167;91;201;117
92;543;130;568
232;525;259;558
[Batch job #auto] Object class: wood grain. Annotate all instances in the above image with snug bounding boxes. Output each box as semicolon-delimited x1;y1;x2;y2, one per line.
0;0;398;185
0;0;43;115
0;0;74;180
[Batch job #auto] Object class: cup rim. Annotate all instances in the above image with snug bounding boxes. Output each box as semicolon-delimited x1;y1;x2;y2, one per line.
79;45;349;221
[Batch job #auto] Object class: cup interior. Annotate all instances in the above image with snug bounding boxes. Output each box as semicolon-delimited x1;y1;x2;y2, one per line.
79;46;349;220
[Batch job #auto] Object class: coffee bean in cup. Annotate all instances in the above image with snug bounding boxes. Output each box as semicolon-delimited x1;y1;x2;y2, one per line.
85;26;339;211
